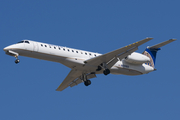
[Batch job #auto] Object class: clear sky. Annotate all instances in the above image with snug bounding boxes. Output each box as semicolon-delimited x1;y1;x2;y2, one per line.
1;0;180;120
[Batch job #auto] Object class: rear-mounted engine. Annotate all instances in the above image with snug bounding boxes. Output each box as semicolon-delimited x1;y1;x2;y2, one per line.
124;52;150;64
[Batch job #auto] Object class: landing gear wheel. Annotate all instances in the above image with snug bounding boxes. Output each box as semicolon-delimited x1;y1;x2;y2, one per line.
15;59;20;64
87;80;91;85
103;69;110;75
84;80;91;86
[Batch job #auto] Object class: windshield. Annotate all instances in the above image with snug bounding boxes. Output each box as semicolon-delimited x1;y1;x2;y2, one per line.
17;41;24;44
25;41;30;44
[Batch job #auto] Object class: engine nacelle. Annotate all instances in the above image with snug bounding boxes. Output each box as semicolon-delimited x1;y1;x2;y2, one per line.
124;52;150;64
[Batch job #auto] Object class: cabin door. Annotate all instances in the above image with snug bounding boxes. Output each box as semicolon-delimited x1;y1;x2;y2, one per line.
33;42;39;52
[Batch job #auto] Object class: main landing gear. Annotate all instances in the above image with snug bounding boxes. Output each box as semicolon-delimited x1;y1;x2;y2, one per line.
96;63;111;75
82;73;91;86
103;69;110;75
84;80;91;86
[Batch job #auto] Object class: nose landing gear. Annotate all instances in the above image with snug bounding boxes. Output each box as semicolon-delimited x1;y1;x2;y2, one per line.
15;56;20;64
15;59;20;64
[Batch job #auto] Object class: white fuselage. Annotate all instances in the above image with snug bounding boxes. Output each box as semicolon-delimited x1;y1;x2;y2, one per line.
3;40;154;75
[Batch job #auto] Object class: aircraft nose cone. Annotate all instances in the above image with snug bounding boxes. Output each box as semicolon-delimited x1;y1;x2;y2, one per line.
3;44;18;51
3;46;9;51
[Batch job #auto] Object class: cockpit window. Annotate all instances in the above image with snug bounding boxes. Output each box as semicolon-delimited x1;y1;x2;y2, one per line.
17;41;24;43
25;41;30;44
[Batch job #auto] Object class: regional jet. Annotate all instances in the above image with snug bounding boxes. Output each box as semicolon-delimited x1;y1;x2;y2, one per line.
3;38;176;91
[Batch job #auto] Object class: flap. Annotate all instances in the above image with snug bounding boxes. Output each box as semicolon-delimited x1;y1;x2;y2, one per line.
56;70;82;91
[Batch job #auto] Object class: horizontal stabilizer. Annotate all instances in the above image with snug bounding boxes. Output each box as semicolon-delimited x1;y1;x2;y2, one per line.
148;39;176;49
143;38;176;68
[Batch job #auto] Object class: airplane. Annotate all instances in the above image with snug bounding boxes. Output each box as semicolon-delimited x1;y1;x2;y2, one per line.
3;38;176;91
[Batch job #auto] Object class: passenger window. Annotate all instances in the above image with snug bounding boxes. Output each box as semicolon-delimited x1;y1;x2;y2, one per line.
72;50;74;52
54;47;56;49
68;49;70;52
59;47;61;50
81;52;83;54
41;44;43;47
85;53;87;55
89;53;91;55
76;51;78;53
94;54;96;56
63;48;65;51
49;45;51;48
45;45;47;47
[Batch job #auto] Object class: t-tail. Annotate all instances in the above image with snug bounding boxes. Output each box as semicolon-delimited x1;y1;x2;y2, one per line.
143;39;176;68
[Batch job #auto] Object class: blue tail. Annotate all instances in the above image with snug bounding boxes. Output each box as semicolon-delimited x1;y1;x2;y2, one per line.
143;47;160;68
143;39;176;68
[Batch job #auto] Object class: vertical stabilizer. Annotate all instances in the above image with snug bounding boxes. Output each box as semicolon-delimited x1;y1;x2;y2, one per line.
143;47;160;68
143;39;176;68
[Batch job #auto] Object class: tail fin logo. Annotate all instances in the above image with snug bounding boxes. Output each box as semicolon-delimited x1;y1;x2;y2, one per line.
143;50;155;68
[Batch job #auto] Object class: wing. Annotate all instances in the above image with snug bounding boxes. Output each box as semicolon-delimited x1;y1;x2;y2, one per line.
84;37;153;69
56;70;82;91
56;70;96;91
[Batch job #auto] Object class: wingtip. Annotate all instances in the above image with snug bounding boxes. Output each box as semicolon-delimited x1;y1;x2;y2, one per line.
169;38;177;41
56;88;63;91
146;37;153;40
